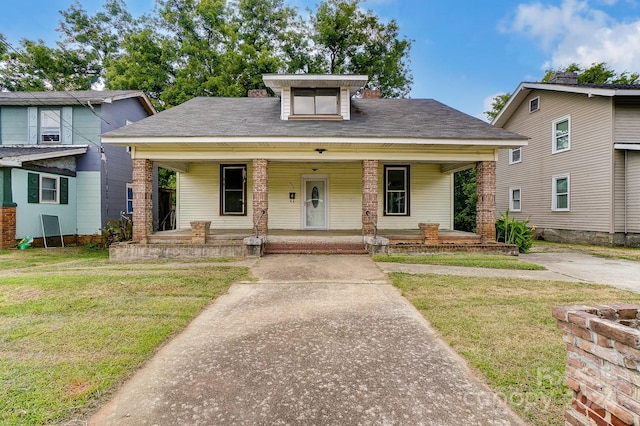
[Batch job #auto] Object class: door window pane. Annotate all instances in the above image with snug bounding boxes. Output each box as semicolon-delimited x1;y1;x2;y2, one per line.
221;165;246;215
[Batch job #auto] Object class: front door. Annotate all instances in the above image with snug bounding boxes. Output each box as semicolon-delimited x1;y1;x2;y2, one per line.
303;177;327;229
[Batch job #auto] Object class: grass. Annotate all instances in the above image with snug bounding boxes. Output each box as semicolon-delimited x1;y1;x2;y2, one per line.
0;247;249;425
532;240;640;262
389;272;640;426
372;253;546;270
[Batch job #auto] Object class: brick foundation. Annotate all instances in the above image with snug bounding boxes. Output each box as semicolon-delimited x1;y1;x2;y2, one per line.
476;161;496;243
132;159;153;243
362;160;378;236
252;159;268;236
553;304;640;426
0;206;16;249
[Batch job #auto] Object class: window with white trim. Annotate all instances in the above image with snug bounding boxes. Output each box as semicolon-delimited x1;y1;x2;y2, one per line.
292;88;339;115
553;116;570;153
529;96;540;113
509;187;521;212
40;174;59;203
126;183;134;213
509;147;522;164
552;175;570;211
220;165;247;215
40;109;61;143
384;165;410;216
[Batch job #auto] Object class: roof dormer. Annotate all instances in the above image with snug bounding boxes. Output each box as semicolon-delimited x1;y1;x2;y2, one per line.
263;74;368;121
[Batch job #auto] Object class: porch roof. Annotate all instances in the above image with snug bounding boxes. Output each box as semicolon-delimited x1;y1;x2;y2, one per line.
103;97;527;145
0;145;88;167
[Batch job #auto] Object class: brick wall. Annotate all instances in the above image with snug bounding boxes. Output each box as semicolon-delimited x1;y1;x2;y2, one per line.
190;221;211;244
419;223;440;243
553;304;640;426
252;159;268;236
362;160;378;236
0;206;16;249
476;161;496;243
132;159;153;243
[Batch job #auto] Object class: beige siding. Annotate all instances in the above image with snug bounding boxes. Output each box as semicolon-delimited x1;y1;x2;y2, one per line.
497;91;614;232
614;100;640;142
617;151;640;232
281;87;290;119
177;163;253;229
377;163;452;230
340;87;350;119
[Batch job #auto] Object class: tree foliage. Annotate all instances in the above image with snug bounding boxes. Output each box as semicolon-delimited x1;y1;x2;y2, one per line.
454;167;476;232
0;0;413;109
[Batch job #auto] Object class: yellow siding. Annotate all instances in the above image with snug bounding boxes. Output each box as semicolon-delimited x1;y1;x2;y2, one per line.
177;163;253;229
377;163;452;230
268;162;362;229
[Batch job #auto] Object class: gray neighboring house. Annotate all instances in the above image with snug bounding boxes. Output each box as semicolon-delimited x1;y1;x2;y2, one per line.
493;72;640;246
102;74;527;258
0;90;155;249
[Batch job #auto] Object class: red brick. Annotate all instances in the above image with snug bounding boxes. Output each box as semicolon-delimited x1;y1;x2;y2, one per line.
476;161;496;242
559;320;595;341
568;311;594;328
591;318;640;349
611;412;633;426
565;409;587;426
587;409;608;426
132;159;153;242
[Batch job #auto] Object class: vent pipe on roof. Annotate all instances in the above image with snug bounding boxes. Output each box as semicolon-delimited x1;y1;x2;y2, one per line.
549;72;578;85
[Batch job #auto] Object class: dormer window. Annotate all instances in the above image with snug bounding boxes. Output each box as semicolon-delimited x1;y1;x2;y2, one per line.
292;88;339;116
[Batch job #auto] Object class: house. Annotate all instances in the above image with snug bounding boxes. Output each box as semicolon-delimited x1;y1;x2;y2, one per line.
493;72;640;247
101;74;527;259
0;90;155;249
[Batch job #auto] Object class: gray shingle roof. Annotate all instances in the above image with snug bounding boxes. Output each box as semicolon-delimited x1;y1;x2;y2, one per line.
0;146;86;158
0;90;153;112
103;97;526;140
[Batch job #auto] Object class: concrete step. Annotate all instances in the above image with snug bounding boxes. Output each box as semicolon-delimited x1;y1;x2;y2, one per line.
264;242;368;255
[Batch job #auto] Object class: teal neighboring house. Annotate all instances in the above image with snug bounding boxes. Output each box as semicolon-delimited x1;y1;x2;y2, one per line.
0;91;155;248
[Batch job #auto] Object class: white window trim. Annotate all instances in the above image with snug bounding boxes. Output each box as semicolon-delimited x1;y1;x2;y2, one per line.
509;187;522;212
529;96;540;113
509;147;522;164
40;109;61;144
126;183;134;214
552;174;570;211
552;115;571;154
39;174;60;204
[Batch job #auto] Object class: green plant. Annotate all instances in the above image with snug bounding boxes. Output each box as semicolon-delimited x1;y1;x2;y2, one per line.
496;209;534;253
99;216;133;246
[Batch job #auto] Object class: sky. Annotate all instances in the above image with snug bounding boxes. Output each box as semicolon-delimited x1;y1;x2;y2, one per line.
1;0;640;120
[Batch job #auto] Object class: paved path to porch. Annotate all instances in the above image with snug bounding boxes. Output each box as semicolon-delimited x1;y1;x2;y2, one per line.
90;255;525;426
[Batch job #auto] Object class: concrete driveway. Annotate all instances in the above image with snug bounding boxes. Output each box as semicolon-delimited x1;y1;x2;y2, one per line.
90;255;525;426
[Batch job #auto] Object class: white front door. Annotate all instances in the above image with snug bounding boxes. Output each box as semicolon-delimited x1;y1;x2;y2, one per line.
303;177;327;229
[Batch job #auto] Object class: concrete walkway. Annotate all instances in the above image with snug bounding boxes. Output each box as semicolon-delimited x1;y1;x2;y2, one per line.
90;255;526;426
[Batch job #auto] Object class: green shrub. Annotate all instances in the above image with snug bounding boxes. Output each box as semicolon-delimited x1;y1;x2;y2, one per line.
99;216;133;247
496;210;534;253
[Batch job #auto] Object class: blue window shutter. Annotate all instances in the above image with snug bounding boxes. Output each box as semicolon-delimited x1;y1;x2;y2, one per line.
62;107;72;144
28;173;39;203
60;177;68;204
27;107;38;144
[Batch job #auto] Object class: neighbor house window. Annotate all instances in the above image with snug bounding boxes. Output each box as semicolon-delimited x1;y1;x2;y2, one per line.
510;187;521;212
40;174;59;203
509;147;522;164
40;109;61;143
552;175;570;211
126;183;134;213
220;165;247;215
384;165;410;216
292;88;339;115
529;96;540;113
553;116;570;153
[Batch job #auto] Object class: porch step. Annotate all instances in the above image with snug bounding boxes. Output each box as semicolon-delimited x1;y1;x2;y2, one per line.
264;242;368;255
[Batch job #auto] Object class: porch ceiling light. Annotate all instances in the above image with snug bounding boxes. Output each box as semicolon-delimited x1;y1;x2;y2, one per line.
315;148;326;154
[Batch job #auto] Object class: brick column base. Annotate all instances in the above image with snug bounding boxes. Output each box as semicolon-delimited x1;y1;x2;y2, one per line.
132;159;153;243
252;159;268;236
190;221;211;244
476;161;496;243
0;206;17;249
419;223;440;243
362;160;378;236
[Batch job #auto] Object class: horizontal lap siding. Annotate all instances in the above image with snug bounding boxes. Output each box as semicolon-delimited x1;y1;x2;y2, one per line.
268;162;361;229
377;163;452;230
497;91;613;232
625;152;640;232
614;102;640;232
177;163;253;229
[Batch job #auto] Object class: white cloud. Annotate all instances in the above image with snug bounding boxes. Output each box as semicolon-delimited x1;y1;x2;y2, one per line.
504;0;640;72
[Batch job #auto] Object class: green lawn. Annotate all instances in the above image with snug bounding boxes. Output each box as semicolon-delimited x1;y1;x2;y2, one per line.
373;253;546;270
390;272;640;426
0;247;249;425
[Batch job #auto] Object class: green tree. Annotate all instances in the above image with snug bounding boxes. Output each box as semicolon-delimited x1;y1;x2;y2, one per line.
484;93;511;122
542;62;640;84
454;168;476;232
310;0;412;98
